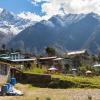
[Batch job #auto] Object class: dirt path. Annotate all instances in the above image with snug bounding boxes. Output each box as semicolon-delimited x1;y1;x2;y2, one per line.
0;84;100;100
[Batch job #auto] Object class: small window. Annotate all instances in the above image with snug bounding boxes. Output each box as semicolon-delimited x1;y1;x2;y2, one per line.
0;64;8;75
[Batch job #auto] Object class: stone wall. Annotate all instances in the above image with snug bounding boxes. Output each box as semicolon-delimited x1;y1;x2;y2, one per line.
15;72;51;87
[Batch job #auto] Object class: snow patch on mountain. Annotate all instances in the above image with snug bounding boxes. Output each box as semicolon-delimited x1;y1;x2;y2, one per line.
0;8;38;45
0;8;3;13
0;9;37;35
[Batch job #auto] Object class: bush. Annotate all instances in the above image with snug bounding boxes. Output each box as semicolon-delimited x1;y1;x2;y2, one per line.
48;80;76;88
48;81;59;88
46;97;51;100
59;80;76;88
36;97;39;100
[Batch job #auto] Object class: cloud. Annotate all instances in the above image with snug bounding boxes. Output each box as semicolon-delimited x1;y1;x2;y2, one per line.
31;0;49;5
18;11;49;21
18;12;42;21
21;0;100;21
41;0;100;16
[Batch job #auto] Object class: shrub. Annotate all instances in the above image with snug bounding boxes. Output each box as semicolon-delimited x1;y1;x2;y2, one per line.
88;95;92;100
48;81;59;88
48;80;76;88
46;97;51;100
36;97;39;100
59;80;76;88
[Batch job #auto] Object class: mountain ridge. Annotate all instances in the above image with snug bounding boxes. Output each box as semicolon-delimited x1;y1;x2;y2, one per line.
8;12;100;54
0;8;37;45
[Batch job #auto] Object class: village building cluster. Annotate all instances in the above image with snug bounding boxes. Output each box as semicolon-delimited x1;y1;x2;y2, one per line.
0;49;98;77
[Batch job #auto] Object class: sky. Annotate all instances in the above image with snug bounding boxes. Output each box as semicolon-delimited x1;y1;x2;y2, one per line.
0;0;44;15
0;0;100;21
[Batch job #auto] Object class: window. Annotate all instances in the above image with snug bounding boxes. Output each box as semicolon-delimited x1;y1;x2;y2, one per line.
0;64;8;75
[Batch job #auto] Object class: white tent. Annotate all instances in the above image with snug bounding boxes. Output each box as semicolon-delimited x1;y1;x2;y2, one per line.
85;70;92;74
48;67;58;71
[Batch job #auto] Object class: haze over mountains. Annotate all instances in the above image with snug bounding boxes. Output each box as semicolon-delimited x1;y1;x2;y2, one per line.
0;8;100;54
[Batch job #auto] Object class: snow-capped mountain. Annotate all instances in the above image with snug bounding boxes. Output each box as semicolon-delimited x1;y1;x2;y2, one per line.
0;9;36;34
8;12;100;54
0;8;37;45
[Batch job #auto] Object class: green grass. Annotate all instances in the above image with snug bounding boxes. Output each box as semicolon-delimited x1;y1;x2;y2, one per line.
22;67;100;88
52;75;100;88
23;67;46;74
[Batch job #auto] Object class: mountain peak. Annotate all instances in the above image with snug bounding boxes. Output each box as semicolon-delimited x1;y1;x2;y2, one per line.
1;8;9;14
0;8;3;13
0;8;15;17
84;12;100;21
86;12;97;17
